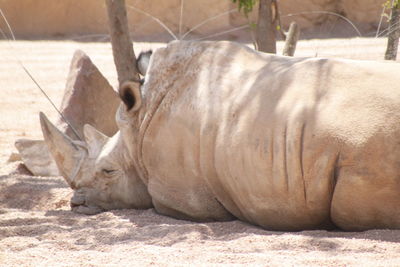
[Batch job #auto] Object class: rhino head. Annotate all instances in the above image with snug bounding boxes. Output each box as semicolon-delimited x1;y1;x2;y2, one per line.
40;51;153;215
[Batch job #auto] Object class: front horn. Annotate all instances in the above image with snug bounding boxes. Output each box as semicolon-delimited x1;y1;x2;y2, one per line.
39;112;85;188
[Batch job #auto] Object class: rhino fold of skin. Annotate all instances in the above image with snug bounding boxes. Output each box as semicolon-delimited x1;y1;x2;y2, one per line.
15;50;120;176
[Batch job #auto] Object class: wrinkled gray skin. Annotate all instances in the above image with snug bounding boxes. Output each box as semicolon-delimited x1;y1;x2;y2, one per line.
40;52;153;215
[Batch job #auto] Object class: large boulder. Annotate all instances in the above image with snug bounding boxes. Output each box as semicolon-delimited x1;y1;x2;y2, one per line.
56;49;120;139
15;50;120;176
15;139;58;176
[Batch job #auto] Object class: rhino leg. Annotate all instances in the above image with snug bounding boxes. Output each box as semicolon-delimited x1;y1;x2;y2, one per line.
152;200;202;222
331;173;400;231
330;139;400;231
152;198;234;222
148;180;234;222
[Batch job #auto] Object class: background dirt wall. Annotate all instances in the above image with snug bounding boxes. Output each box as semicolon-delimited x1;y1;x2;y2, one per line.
0;0;388;40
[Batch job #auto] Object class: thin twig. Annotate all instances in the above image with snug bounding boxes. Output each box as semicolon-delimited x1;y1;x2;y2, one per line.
0;7;15;40
0;8;82;140
381;23;400;38
179;0;184;39
20;63;82;140
126;5;178;40
376;5;387;37
377;20;400;37
283;11;362;37
193;25;249;41
181;9;238;40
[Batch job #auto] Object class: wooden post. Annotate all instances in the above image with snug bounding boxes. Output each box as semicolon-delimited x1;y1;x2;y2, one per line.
105;0;139;85
282;22;300;57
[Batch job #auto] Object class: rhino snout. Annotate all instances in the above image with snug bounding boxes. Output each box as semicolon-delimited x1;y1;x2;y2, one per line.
70;190;104;215
70;190;85;207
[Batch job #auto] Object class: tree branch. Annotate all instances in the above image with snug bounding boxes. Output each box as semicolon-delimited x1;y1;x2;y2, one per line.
385;1;400;60
256;0;276;53
283;22;300;56
105;0;139;85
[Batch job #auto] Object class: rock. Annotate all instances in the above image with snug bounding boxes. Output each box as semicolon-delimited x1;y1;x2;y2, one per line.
9;163;34;176
7;152;21;163
15;139;59;176
57;49;120;139
15;50;121;176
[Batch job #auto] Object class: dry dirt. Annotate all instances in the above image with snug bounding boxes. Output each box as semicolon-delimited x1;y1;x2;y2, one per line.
1;39;400;266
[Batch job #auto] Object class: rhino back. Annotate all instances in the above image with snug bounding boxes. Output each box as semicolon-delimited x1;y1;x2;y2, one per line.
140;41;400;230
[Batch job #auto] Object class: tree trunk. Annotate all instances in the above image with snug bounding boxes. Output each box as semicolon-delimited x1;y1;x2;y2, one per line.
105;0;139;85
385;2;400;60
256;0;276;53
282;22;300;57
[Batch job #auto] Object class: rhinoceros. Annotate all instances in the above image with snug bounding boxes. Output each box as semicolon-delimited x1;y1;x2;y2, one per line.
40;40;400;231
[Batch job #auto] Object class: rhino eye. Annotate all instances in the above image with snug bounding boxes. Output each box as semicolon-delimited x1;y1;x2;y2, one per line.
102;169;116;176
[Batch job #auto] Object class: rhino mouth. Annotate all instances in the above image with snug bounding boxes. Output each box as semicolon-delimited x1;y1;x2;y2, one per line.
70;190;104;215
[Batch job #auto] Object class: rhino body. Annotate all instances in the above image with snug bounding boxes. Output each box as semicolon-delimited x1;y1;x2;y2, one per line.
41;41;400;231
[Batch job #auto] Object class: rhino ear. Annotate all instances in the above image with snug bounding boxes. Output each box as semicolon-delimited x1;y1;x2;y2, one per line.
83;124;109;156
137;50;152;76
119;81;142;112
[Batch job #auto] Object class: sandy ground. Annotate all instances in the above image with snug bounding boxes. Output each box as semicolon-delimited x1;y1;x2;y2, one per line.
1;39;400;266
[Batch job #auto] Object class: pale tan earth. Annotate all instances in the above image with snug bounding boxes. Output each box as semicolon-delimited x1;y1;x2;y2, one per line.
1;39;400;266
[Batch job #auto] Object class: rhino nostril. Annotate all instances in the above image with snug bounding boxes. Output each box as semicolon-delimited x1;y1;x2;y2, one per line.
72;205;104;215
70;202;80;208
69;181;77;189
70;200;84;208
70;192;85;207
